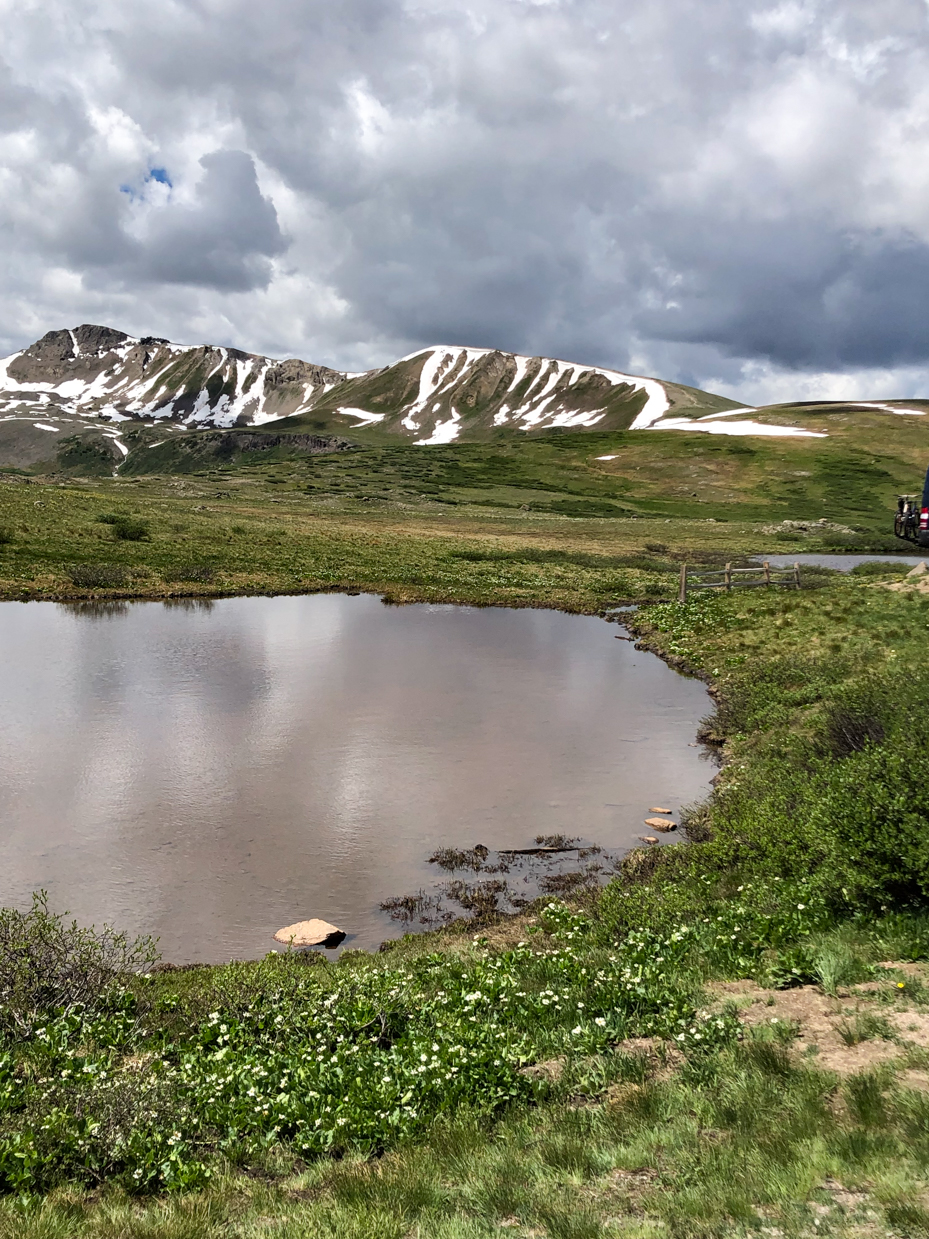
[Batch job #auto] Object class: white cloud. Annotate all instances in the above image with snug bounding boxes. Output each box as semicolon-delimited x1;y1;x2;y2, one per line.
0;0;927;398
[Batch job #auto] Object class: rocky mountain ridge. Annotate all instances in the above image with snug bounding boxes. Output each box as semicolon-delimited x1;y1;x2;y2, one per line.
3;326;925;476
0;324;737;448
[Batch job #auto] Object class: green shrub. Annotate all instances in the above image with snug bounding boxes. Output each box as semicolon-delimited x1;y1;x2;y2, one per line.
67;563;130;588
679;659;929;910
96;512;150;541
849;560;914;576
0;892;157;1039
113;519;149;541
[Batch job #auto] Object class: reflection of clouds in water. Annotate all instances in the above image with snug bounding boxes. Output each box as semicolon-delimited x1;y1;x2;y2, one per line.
329;729;393;848
0;596;713;960
246;593;347;767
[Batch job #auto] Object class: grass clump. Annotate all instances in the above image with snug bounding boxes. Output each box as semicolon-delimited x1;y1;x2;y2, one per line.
163;564;214;583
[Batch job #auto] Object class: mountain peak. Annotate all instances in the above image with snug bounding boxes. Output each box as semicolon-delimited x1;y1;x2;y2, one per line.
0;326;737;443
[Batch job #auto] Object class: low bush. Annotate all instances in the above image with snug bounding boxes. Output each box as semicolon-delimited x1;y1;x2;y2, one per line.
0;892;157;1039
849;560;914;576
96;512;150;541
67;563;130;588
113;519;149;541
625;587;929;923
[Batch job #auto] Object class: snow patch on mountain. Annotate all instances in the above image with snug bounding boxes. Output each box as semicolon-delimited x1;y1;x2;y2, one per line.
652;417;826;438
337;407;386;425
397;345;672;435
416;409;461;444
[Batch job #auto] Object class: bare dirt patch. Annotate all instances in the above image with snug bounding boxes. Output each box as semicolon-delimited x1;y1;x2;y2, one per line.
886;1010;929;1046
900;1070;929;1093
519;1057;565;1084
709;979;929;1076
612;1036;684;1081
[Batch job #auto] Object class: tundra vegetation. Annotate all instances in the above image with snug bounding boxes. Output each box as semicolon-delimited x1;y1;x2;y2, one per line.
1;434;929;1235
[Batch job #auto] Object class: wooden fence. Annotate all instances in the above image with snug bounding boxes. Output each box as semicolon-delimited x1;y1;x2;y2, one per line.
679;561;800;604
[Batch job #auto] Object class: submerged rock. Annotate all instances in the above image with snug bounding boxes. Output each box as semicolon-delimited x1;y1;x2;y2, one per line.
644;817;677;832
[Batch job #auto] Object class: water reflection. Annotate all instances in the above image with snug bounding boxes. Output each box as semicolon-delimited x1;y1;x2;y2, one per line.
58;600;130;620
0;595;712;963
161;598;216;612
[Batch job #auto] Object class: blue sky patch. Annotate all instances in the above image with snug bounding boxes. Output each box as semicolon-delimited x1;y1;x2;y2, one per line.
120;166;172;200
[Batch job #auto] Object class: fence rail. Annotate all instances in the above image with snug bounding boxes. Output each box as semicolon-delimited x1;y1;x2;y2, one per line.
679;561;800;604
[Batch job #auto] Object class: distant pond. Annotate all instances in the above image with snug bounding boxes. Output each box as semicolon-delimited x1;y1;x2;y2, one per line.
0;595;713;961
763;553;929;571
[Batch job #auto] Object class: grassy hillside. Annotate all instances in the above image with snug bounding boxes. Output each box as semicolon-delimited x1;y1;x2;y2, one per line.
115;410;929;529
0;413;924;607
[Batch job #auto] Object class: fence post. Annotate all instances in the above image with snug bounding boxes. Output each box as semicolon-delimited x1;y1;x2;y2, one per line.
794;562;801;589
679;562;687;604
764;560;771;586
725;562;732;592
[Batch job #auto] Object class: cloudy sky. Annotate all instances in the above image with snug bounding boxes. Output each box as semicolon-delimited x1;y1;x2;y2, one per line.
1;0;928;403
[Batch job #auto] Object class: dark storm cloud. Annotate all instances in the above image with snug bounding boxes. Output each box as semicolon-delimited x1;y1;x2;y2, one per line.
1;0;928;396
636;223;929;370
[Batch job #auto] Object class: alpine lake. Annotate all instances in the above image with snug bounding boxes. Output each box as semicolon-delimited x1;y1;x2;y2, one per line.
0;593;714;960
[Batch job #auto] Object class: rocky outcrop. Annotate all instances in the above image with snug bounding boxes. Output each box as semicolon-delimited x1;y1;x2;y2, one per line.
198;430;354;455
264;359;345;390
8;324;130;383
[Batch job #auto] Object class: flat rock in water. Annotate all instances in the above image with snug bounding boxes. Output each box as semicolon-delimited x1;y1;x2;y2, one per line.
649;806;673;814
906;562;929;578
274;918;342;947
638;835;659;845
644;817;677;832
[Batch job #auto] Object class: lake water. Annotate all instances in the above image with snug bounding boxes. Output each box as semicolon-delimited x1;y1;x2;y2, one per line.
0;594;712;962
763;553;929;571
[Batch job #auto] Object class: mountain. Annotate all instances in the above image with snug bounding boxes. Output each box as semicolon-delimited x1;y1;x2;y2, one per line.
1;325;925;475
0;324;738;467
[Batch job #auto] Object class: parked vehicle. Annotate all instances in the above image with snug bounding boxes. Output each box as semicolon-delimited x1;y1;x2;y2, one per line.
895;466;929;545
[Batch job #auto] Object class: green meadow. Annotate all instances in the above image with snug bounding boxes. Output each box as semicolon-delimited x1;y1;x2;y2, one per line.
0;414;923;606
